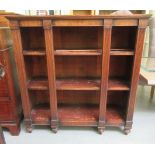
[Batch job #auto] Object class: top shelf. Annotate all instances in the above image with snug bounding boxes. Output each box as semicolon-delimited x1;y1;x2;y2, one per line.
23;50;46;56
6;14;151;20
110;49;134;56
22;49;134;56
54;49;102;56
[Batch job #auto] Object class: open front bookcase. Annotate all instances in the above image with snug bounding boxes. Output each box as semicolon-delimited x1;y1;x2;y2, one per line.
7;14;150;134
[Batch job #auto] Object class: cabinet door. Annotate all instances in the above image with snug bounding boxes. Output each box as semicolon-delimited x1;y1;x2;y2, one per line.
0;54;9;97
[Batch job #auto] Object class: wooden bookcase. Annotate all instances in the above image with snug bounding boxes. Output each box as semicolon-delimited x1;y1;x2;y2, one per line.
7;15;150;134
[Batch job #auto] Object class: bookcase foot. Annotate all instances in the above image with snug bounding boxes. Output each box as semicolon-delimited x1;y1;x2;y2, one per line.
52;127;58;133
51;119;58;134
98;127;105;134
25;119;32;133
26;126;32;133
124;121;132;135
124;128;131;135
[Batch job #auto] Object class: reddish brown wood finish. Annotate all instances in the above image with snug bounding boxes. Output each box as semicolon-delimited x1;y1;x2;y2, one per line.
43;20;58;133
98;19;112;134
7;15;150;134
0;126;5;144
0;14;22;136
125;19;148;134
9;21;32;133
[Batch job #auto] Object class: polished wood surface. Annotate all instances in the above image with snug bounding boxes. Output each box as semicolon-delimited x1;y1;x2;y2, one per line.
0;14;22;135
7;14;150;134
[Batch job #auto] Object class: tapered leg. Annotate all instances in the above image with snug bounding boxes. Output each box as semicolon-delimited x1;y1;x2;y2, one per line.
0;126;5;144
25;119;32;133
150;86;155;99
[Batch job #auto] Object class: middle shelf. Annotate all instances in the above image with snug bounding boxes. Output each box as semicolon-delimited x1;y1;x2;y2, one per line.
27;78;130;91
22;49;134;56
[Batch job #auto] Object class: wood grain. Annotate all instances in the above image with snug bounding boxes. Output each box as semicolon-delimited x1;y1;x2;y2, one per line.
7;15;150;133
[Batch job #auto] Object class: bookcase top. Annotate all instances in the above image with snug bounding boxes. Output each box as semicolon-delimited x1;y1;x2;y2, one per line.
6;14;151;20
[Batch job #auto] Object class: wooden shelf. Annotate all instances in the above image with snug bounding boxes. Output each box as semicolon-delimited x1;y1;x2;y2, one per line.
54;49;102;56
108;79;130;91
31;103;125;126
23;50;46;56
27;78;48;90
56;79;100;91
27;78;100;91
110;49;134;56
106;105;125;126
58;104;99;126
31;103;50;125
31;103;98;126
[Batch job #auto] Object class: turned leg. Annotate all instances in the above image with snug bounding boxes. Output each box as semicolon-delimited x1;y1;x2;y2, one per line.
124;121;132;135
150;86;155;99
51;119;58;134
25;119;32;133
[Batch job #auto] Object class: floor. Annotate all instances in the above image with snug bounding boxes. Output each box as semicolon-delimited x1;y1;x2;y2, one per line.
3;86;155;144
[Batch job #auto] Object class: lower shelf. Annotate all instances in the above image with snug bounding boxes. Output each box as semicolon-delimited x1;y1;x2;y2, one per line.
106;105;125;126
58;104;99;126
31;103;125;127
31;103;50;125
27;78;130;91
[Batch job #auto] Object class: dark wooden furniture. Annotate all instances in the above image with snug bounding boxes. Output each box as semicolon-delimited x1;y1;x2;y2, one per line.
7;14;150;134
0;14;22;135
0;125;5;144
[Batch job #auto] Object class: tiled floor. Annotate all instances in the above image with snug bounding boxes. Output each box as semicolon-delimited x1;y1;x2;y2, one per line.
3;86;155;144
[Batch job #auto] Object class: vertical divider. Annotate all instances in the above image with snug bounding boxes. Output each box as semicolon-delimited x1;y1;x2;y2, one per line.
43;20;58;133
98;19;112;134
9;20;32;132
125;19;148;135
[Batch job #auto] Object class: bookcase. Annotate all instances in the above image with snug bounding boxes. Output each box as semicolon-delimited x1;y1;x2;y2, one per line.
7;14;150;134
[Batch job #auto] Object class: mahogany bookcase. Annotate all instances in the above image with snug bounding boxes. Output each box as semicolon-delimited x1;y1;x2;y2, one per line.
7;14;150;134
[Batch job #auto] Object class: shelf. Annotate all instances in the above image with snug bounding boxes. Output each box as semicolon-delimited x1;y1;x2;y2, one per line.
23;50;46;56
27;78;48;90
108;79;130;91
58;104;99;126
31;104;99;126
56;79;100;91
23;49;134;56
27;78;100;91
106;105;125;126
31;103;50;125
110;49;134;56
54;49;102;56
